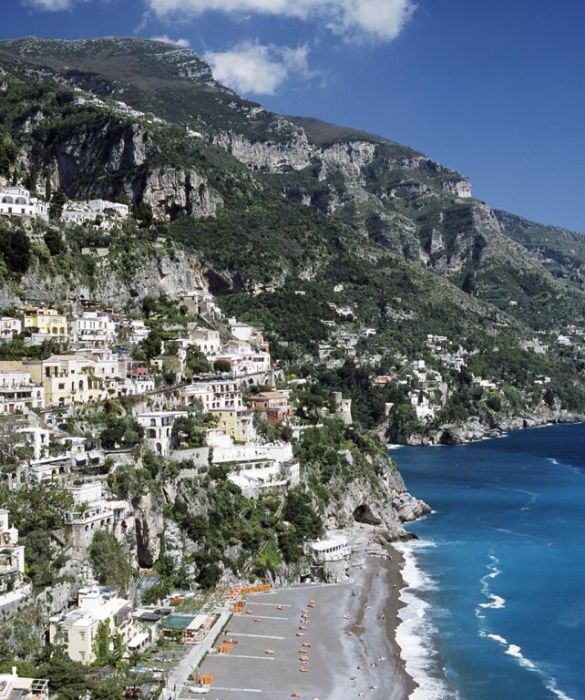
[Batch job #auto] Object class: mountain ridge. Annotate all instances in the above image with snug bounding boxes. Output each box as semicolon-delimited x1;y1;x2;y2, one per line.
0;35;584;430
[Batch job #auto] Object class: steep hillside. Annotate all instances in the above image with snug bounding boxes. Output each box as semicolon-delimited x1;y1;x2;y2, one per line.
1;37;583;333
0;36;584;425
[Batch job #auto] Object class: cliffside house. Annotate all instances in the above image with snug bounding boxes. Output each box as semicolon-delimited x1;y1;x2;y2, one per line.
0;509;29;609
64;482;133;554
25;355;102;407
23;307;68;340
136;411;188;456
0;362;43;414
61;199;129;229
187;327;222;356
49;586;143;664
70;311;116;347
0;669;48;700
249;390;293;425
309;533;352;563
0;186;49;222
0;317;22;340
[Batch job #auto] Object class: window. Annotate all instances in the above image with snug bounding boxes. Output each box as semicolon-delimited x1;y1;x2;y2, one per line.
58;383;65;390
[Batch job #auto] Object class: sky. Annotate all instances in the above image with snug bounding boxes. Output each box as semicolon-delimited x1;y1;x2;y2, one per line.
2;0;585;231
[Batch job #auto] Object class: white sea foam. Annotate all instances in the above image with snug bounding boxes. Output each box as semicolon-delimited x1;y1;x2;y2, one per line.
481;629;575;700
477;554;504;612
395;541;458;699
479;594;506;610
486;633;507;645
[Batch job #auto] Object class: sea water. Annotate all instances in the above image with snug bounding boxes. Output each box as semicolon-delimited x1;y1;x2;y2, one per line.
393;424;585;700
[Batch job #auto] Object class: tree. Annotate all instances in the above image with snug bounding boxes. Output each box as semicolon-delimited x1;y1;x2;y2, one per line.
186;346;211;376
172;411;216;449
213;359;231;374
89;531;133;594
133;201;153;227
141;295;157;318
93;620;111;666
44;229;66;256
100;416;144;450
140;330;162;361
49;189;67;221
0;128;16;177
0;227;31;274
40;649;91;700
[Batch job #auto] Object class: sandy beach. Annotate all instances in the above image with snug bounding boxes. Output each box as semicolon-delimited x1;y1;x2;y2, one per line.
195;547;415;700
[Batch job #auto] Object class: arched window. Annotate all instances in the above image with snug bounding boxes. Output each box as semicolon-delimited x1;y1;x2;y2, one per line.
1;196;14;204
14;197;27;205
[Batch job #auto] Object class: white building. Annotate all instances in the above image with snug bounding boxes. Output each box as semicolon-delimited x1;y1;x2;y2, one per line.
309;533;352;563
179;380;243;412
15;426;51;461
0;509;29;608
0;317;22;340
0;669;48;700
49;586;142;665
0;509;25;584
409;390;437;422
62;199;129;229
64;482;133;553
0;186;49;221
127;319;149;344
0;362;43;414
71;311;116;347
136;411;188;456
188;327;222;356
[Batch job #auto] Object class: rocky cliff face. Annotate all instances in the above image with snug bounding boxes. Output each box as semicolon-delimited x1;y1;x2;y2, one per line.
17;114;220;221
0;248;207;310
140;167;222;220
323;452;430;539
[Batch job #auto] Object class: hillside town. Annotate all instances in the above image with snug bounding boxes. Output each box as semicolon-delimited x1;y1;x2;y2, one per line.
0;222;362;697
0;179;574;698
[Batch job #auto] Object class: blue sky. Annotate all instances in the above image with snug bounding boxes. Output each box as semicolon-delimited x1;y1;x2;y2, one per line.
2;0;585;231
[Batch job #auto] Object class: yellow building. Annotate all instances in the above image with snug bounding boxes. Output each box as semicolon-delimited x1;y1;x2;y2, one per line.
211;407;255;443
23;307;68;337
25;355;105;407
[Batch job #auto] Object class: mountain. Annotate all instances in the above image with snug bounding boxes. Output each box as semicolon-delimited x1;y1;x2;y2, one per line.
0;36;584;430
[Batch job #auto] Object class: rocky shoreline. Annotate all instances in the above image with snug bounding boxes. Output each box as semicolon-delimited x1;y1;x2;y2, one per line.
389;408;585;447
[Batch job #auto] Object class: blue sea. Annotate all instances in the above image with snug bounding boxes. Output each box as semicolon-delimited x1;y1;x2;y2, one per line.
392;424;585;700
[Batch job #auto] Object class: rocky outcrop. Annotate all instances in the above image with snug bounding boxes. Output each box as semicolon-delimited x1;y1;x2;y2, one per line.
325;452;430;539
214;126;313;172
139;167;221;220
133;491;164;568
23;118;220;221
392;409;585;447
321;141;377;180
0;249;207;309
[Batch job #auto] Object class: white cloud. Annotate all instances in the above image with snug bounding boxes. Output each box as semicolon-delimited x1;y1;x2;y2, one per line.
23;0;73;9
204;41;311;95
147;0;415;42
150;35;191;48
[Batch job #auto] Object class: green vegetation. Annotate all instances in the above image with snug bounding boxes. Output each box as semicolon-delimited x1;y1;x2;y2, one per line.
100;415;144;450
89;532;134;594
0;484;73;588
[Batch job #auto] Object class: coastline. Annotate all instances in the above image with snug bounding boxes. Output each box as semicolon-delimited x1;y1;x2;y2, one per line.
196;545;427;699
336;551;417;700
387;410;585;447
